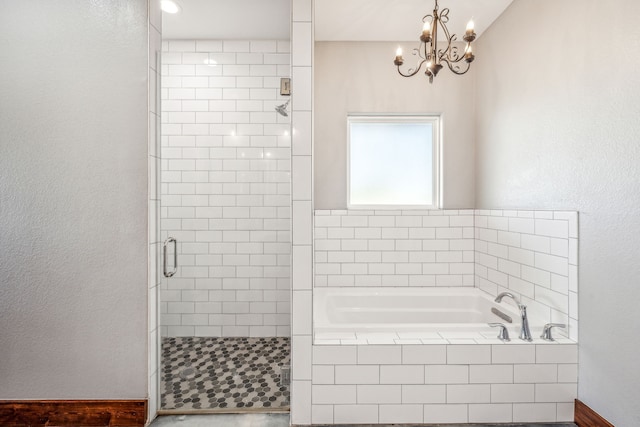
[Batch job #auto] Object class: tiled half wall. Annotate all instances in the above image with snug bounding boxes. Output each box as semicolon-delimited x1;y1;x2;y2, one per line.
308;342;578;424
315;210;475;287
314;209;578;340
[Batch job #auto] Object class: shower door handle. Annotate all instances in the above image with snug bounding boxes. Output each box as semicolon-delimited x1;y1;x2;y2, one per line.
163;237;178;278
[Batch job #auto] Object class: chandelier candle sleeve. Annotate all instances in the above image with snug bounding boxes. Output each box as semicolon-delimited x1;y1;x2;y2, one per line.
421;21;432;42
464;45;474;63
394;48;404;66
393;0;476;83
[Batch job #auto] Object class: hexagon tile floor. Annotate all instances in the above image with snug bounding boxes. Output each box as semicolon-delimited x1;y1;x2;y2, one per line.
161;337;290;411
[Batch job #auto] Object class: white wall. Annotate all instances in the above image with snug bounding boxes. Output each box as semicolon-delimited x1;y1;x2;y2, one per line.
314;42;475;209
160;39;291;337
0;0;149;398
475;0;640;425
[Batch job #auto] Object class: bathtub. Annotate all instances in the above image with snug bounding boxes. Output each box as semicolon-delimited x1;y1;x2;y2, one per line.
314;287;531;343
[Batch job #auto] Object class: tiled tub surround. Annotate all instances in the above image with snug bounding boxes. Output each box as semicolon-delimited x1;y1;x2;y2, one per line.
314;209;577;340
306;209;579;423
160;39;291;337
475;210;578;341
314;210;475;288
309;342;578;424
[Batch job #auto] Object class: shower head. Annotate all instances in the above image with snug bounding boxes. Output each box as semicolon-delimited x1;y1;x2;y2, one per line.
275;99;290;117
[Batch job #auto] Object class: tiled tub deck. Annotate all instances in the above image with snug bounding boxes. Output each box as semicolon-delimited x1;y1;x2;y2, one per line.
308;340;577;424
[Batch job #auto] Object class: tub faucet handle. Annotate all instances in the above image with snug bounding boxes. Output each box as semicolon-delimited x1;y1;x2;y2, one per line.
488;323;510;342
540;323;566;341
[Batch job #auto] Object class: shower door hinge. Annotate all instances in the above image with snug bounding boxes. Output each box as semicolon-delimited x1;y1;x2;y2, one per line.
279;365;291;386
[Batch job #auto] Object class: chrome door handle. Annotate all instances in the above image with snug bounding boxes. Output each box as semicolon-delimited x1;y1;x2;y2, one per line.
163;237;178;278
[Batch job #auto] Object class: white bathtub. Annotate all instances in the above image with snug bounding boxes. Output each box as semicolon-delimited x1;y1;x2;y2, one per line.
314;287;528;342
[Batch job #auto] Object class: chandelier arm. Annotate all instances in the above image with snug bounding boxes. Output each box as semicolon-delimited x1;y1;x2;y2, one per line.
421;43;429;61
441;57;471;75
442;41;465;63
447;52;466;64
437;20;454;60
396;58;428;77
439;8;450;24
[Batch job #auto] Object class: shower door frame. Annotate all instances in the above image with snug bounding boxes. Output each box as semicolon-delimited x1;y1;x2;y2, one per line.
152;32;294;420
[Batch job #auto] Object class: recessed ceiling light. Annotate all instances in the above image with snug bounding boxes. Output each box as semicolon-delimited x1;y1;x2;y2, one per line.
161;0;181;14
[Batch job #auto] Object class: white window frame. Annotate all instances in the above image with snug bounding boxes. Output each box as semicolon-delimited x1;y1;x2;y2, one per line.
347;114;441;210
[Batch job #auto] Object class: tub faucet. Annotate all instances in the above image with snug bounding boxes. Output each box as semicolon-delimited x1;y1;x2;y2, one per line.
494;292;532;342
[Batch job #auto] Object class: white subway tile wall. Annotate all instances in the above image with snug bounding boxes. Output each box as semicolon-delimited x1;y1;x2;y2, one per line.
290;0;314;423
160;39;291;337
313;209;578;340
308;343;577;424
314;210;476;288
475;210;578;340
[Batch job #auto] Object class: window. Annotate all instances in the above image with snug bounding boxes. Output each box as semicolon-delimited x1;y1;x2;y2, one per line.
348;115;440;208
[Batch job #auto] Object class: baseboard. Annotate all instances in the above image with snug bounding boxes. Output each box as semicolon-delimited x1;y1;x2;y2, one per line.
0;400;147;427
575;399;615;427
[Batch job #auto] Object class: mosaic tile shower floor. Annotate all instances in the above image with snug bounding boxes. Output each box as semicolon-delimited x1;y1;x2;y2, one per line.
161;337;290;411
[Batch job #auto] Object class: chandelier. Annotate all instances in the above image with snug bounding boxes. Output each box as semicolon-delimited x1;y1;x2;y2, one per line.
393;0;476;83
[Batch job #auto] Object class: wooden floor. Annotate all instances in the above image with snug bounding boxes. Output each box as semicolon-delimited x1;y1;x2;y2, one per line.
0;398;612;426
0;400;146;427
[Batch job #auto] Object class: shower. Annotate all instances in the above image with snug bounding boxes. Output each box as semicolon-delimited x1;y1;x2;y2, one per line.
159;40;292;413
275;99;290;117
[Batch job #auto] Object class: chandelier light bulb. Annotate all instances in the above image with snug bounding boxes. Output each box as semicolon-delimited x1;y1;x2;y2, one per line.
161;0;181;14
466;20;475;34
394;47;404;66
423;22;431;33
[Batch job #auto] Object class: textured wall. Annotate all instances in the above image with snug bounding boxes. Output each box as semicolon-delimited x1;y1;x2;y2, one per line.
474;0;640;425
149;0;162;417
314;42;475;210
0;0;148;398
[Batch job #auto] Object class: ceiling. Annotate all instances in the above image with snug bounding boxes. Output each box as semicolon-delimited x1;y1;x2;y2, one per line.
162;0;291;40
162;0;513;42
315;0;514;42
